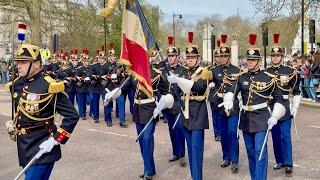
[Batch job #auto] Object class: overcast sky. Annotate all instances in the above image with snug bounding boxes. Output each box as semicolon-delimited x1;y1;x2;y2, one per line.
145;0;259;23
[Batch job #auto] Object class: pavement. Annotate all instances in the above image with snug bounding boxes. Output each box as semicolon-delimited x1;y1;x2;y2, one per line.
0;86;320;180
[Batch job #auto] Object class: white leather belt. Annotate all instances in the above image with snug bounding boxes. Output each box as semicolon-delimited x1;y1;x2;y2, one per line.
243;102;268;112
134;98;155;105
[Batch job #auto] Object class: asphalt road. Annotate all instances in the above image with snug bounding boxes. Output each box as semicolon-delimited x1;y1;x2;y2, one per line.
0;86;320;180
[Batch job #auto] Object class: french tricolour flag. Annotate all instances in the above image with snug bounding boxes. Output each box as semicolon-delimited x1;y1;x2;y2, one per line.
120;0;156;97
18;23;27;41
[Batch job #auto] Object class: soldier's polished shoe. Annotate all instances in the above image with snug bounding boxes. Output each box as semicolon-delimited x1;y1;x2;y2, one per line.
94;119;99;123
179;157;186;167
82;117;86;120
231;164;239;174
106;122;112;127
273;163;282;170
220;160;230;168
169;156;179;162
285;167;293;174
215;135;221;142
139;174;153;180
119;122;128;128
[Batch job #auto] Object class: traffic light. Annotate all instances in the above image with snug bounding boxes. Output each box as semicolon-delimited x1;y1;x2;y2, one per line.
262;22;268;46
309;19;315;43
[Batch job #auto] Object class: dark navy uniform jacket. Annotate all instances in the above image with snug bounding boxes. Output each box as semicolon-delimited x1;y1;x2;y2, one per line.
64;64;77;93
88;63;102;94
209;63;241;117
125;67;168;124
161;62;187;116
75;65;90;93
180;66;209;130
10;72;79;167
230;69;285;133
266;65;301;121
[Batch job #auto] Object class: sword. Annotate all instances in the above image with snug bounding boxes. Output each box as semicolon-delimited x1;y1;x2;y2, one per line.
135;116;155;142
258;129;270;161
172;113;181;129
236;106;242;139
104;75;130;106
14;150;44;180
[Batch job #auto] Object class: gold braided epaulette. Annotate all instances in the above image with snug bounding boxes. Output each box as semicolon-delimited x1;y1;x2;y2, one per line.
44;76;65;93
4;82;12;92
4;77;21;92
198;68;213;80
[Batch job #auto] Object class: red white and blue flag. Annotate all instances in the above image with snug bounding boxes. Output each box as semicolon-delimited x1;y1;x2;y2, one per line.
17;23;27;41
120;0;156;97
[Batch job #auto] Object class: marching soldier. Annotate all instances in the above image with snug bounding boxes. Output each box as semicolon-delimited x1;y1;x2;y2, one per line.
220;34;286;180
64;51;78;104
161;36;186;166
103;54;168;179
76;54;91;120
102;45;128;127
5;44;79;179
167;32;211;180
208;39;222;142
266;34;301;174
86;48;102;123
209;34;241;173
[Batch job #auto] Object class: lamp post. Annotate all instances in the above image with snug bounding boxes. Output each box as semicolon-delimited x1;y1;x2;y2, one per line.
103;0;107;52
205;22;214;63
172;12;182;46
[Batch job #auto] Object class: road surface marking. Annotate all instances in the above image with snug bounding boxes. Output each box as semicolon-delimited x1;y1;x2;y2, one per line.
308;126;320;129
87;128;167;145
1;113;11;117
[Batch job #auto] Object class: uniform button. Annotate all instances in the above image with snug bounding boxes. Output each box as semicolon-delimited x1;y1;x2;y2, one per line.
19;116;21;119
22;93;26;96
25;86;28;89
17;124;21;127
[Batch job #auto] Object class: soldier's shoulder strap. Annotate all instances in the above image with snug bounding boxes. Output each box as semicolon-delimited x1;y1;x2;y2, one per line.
44;75;65;94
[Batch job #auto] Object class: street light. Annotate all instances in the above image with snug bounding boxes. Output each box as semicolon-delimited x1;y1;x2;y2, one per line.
172;12;182;46
205;22;214;62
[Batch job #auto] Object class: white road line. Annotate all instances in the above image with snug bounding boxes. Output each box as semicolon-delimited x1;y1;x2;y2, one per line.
87;128;167;145
307;126;320;129
1;113;11;117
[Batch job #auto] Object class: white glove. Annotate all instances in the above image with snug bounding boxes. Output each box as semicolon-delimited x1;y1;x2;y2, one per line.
5;120;15;133
63;80;68;84
291;95;301;118
218;92;234;114
104;88;122;104
84;77;90;81
168;74;194;94
267;116;278;130
208;82;215;88
152;108;161;119
291;107;298;118
156;95;167;111
38;137;58;156
168;74;179;84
